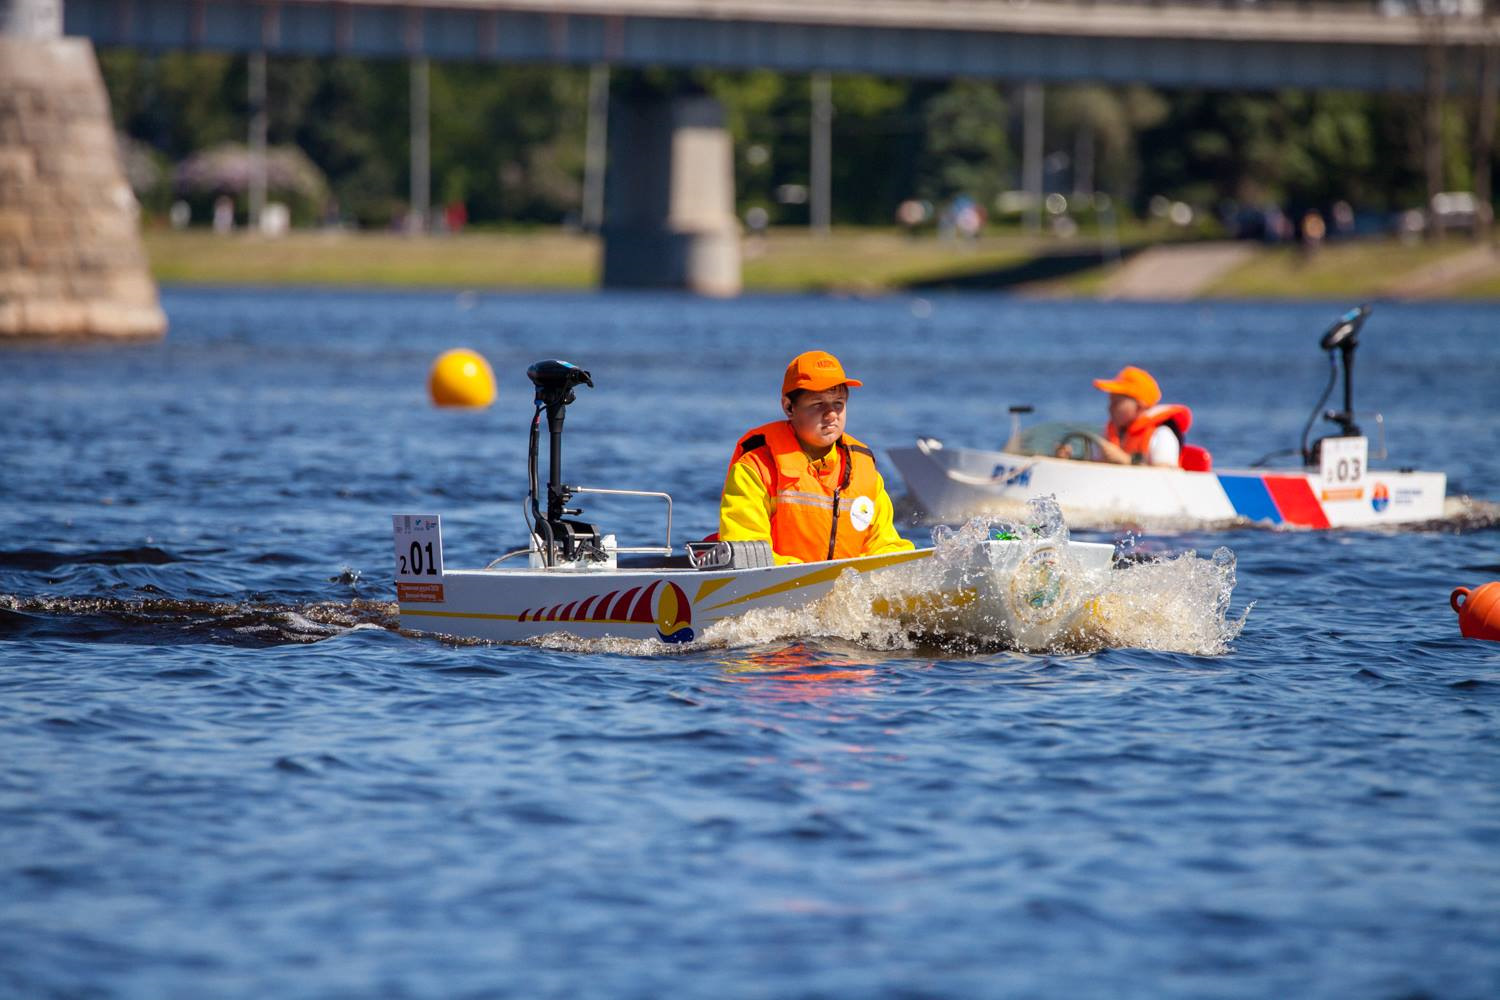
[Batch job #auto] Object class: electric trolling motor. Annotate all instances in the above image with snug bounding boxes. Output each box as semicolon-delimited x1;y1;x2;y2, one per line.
1301;304;1370;467
527;359;604;565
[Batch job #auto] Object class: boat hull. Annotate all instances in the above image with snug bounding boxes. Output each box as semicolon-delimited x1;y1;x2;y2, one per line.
397;539;1116;646
889;441;1447;530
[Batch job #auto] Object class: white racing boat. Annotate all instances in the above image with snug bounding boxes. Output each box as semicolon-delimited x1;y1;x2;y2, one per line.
890;306;1449;530
393;360;1117;648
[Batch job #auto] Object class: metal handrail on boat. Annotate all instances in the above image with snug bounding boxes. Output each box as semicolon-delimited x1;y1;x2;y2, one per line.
571;486;673;555
485;489;674;568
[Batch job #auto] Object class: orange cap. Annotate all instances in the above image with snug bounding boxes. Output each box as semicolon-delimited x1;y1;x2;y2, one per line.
782;350;863;397
1093;365;1161;407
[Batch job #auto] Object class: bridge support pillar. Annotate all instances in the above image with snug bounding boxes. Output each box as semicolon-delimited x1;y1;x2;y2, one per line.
601;92;741;297
0;0;165;338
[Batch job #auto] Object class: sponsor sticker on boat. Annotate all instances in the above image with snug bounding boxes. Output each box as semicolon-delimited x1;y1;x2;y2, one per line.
989;462;1033;487
396;581;445;602
393;514;445;602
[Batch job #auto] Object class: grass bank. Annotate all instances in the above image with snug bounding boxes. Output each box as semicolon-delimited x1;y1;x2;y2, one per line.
1203;241;1495;299
144;229;599;288
142;227;1044;293
142;228;1499;298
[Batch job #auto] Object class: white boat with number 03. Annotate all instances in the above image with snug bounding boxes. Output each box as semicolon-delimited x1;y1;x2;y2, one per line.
890;305;1451;531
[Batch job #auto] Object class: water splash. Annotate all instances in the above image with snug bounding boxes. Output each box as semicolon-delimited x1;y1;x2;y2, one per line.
1068;545;1248;655
704;497;1247;657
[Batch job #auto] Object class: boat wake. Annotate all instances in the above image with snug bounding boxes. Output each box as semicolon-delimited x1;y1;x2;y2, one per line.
898;493;1500;535
0;593;398;647
1432;496;1500;533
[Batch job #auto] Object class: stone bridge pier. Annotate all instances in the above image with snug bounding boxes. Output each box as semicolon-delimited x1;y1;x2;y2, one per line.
602;90;741;297
0;0;165;338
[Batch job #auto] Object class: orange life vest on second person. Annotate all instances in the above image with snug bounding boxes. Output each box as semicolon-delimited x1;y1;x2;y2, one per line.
1106;404;1193;464
730;420;884;563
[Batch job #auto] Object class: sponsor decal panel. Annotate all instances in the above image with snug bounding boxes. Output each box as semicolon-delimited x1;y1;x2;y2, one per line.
1371;482;1390;513
990;463;1033;487
1392;486;1424;506
397;582;445;602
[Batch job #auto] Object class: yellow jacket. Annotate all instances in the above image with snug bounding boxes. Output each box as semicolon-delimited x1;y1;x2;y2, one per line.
719;420;915;565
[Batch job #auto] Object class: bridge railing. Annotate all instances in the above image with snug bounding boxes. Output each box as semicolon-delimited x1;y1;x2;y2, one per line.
682;0;1491;17
829;0;1488;10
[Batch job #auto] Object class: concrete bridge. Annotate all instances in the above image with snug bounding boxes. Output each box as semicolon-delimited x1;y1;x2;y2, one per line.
61;0;1497;92
2;0;1495;325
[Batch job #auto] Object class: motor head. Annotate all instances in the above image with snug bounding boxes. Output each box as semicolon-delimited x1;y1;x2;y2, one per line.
1320;304;1370;353
527;359;593;409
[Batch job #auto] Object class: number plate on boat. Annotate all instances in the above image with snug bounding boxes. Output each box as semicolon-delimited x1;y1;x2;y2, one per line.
1319;436;1367;501
393;514;444;602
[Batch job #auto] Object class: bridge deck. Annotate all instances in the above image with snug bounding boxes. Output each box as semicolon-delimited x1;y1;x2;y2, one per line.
65;0;1495;92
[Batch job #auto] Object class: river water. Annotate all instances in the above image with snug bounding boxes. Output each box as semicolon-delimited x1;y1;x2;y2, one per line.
3;290;1498;998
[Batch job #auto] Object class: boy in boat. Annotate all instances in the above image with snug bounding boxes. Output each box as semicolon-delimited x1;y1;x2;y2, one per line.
1091;365;1194;467
720;350;915;565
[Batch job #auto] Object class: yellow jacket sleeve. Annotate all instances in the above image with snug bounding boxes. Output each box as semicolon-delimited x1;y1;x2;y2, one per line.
719;462;804;565
865;471;916;555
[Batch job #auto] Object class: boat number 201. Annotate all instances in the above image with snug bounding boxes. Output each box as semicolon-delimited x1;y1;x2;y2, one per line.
400;541;439;576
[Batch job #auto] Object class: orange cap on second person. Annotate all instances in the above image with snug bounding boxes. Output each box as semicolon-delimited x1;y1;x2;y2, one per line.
782;350;863;398
1093;365;1162;407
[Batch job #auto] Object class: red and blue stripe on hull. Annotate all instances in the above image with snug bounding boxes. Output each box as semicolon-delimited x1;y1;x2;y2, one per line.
1216;474;1331;528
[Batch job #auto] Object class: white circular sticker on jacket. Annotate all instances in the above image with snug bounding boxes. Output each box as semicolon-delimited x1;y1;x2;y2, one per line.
849;495;875;532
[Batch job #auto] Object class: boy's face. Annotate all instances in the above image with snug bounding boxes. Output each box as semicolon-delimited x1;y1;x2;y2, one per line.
785;385;849;451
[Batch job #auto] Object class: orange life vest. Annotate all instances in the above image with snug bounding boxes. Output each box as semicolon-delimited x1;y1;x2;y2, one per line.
730;420;884;563
1106;404;1193;464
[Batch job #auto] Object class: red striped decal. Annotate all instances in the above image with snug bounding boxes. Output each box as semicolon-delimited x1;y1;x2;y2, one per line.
591;592;618;621
545;603;563;621
558;601;578;621
629;581;661;623
1263;476;1331;529
575;595;598;621
519;609;532;622
611;587;641;620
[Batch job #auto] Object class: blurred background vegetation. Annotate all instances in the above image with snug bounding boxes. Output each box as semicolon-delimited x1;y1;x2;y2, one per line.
98;51;1491;233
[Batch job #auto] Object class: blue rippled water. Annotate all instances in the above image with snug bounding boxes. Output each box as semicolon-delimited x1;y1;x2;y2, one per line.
3;290;1499;998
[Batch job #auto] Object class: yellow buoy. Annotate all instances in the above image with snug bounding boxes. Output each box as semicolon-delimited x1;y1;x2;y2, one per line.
428;348;496;408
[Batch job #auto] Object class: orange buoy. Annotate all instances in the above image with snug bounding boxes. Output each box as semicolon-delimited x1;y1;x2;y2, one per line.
1451;582;1500;642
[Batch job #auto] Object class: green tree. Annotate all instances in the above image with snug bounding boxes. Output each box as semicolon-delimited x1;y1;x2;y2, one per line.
98;50;241;160
916;80;1010;207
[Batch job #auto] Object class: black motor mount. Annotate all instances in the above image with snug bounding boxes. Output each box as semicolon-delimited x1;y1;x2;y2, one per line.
526;359;603;565
1302;304;1370;466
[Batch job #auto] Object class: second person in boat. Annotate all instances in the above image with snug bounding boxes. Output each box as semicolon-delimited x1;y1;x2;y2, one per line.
1091;365;1198;468
719;350;916;565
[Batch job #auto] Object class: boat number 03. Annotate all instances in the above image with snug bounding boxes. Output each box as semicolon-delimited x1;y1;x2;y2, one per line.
392;514;445;581
1320;436;1368;489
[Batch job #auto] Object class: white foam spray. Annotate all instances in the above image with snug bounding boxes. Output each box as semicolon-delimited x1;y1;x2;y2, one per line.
700;497;1248;657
